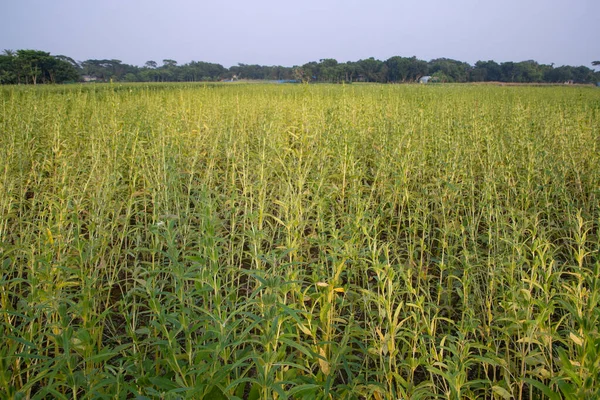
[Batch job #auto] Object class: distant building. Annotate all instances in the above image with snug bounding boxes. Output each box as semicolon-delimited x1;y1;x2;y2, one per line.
419;76;432;84
82;75;98;82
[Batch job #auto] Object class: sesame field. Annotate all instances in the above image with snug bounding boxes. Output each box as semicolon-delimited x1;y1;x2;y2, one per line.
1;82;600;399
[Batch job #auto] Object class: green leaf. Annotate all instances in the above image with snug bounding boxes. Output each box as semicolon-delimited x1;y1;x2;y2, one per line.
287;384;321;396
523;378;560;400
492;385;512;400
556;379;576;400
204;386;227;400
148;376;177;391
247;383;261;400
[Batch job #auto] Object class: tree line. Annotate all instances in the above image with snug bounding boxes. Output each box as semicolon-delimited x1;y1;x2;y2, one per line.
1;49;599;85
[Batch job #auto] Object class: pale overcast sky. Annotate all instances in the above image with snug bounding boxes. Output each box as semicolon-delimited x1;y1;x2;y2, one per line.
1;0;598;68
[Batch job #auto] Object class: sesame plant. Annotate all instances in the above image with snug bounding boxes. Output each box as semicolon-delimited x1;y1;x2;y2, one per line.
1;82;599;399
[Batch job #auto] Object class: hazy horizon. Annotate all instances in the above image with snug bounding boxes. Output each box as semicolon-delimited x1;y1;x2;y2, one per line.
1;0;599;69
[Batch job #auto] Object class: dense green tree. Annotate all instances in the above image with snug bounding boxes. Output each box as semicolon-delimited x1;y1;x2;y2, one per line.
123;73;138;82
500;62;517;82
384;56;404;81
305;59;358;83
292;66;306;82
0;50;79;84
339;62;357;82
319;59;340;82
54;55;78;67
471;60;501;81
81;59;104;80
181;61;226;81
15;50;49;84
48;56;80;82
385;56;428;82
355;58;386;82
0;50;16;84
3;48;600;85
514;60;544;82
81;59;129;81
570;65;595;83
543;65;595;83
431;71;451;82
544;65;574;82
138;68;158;82
428;58;471;82
300;61;320;82
230;64;264;80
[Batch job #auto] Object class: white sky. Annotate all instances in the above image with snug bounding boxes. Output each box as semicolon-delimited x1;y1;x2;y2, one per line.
1;0;599;68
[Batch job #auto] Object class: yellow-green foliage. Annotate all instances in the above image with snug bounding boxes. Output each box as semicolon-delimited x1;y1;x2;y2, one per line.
1;83;600;399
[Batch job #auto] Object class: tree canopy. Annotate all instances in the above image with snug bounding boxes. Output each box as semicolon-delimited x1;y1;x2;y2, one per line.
1;49;599;85
0;50;79;84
